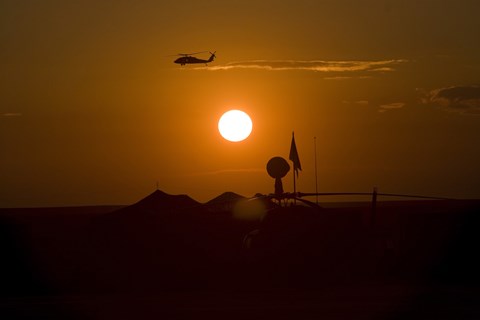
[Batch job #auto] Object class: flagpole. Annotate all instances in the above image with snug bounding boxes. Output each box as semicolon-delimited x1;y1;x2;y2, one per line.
292;131;297;205
314;136;318;205
293;158;296;205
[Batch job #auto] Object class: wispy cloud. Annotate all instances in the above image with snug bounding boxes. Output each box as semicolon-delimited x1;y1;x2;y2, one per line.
379;102;405;113
354;100;369;105
424;85;480;115
342;100;369;106
1;113;22;117
196;59;407;73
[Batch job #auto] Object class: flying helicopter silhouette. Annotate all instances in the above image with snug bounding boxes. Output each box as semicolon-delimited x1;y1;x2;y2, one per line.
173;51;216;66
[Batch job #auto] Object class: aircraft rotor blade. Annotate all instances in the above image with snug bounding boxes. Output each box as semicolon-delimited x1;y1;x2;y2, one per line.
178;51;208;56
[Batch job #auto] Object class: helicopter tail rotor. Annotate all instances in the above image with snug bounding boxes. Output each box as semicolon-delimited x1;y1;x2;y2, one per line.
208;51;216;62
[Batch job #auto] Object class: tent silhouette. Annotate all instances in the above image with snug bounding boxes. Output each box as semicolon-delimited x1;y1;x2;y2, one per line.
128;189;200;213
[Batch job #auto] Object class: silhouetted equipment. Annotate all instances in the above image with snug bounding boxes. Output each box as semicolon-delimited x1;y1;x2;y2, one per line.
173;51;216;66
267;157;290;196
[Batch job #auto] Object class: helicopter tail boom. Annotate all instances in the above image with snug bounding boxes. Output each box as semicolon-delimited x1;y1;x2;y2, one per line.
208;51;216;63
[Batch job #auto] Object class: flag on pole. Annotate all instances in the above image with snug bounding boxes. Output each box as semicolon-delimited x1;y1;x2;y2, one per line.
289;132;302;177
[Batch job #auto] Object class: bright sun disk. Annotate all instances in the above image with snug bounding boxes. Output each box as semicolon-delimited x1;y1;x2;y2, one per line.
218;110;252;142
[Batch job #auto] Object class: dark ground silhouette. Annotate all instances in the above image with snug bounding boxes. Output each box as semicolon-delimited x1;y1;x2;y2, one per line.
1;191;480;319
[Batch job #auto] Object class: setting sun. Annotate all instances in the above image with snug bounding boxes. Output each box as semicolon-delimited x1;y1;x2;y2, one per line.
218;110;253;142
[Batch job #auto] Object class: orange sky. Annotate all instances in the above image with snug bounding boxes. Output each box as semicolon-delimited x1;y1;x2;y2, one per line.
2;0;480;207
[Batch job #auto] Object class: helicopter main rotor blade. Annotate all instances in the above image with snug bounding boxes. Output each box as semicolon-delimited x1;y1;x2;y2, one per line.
178;51;209;56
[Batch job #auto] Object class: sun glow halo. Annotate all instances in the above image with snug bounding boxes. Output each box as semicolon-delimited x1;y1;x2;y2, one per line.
218;110;253;142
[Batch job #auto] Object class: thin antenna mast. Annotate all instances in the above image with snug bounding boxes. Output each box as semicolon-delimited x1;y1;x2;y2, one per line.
314;136;318;205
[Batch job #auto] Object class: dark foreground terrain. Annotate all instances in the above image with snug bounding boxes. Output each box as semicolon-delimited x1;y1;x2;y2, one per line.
1;191;480;319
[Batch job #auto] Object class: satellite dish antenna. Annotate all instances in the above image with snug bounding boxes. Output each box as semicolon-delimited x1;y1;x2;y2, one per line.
266;157;290;196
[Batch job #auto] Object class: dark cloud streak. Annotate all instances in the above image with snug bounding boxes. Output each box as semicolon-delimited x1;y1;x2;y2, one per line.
1;113;22;117
425;85;480;114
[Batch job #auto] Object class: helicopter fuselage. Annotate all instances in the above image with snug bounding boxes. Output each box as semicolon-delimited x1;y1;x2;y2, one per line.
174;52;215;66
174;56;207;65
